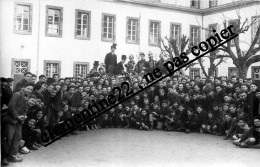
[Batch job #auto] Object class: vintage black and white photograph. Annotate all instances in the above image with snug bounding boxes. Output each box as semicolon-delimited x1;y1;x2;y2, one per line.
1;0;260;167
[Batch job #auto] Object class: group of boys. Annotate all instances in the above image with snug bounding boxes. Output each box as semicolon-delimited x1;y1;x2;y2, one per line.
1;57;260;166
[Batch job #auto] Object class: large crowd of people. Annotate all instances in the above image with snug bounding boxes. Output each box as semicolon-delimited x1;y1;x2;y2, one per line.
1;49;260;166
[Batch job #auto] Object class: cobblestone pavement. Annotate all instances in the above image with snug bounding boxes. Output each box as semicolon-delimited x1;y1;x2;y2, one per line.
7;129;260;167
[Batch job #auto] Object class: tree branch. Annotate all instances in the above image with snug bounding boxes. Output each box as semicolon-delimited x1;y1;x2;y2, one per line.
245;25;260;58
245;55;260;66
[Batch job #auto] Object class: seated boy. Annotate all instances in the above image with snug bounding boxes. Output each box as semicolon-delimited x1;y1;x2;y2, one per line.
203;112;218;134
164;109;180;131
234;116;260;148
230;118;250;140
136;110;150;131
220;114;233;137
195;105;207;133
181;108;199;133
122;105;132;129
22;118;41;151
149;103;161;130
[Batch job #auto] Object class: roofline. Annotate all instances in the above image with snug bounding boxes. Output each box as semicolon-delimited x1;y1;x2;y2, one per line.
113;0;260;16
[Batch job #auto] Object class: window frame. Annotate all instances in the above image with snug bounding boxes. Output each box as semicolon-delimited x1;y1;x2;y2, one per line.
11;58;31;77
208;23;218;36
74;9;91;40
45;5;63;38
228;19;239;47
190;0;200;9
189;68;201;80
208;67;218;77
251;66;260;81
148;20;161;47
126;17;140;45
251;15;260;44
190;25;201;46
101;13;116;43
228;67;238;79
43;60;61;77
13;2;33;35
209;0;218;8
170;22;182;46
73;62;90;78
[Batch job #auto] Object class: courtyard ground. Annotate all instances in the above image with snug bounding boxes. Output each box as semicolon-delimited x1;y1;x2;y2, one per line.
7;129;260;167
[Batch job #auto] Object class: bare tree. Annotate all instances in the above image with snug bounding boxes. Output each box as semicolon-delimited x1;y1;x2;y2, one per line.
159;35;197;71
218;16;260;78
159;33;228;78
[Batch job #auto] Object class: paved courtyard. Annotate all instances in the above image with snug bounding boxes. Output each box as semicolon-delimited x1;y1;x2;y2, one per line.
8;129;260;167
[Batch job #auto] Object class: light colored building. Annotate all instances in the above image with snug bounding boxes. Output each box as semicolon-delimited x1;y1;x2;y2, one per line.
0;0;259;83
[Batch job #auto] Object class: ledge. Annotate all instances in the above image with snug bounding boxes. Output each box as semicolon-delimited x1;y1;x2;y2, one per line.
113;0;260;16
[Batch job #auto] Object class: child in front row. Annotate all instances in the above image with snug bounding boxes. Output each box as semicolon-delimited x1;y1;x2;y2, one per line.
164;109;180;131
136;110;150;131
181;108;199;133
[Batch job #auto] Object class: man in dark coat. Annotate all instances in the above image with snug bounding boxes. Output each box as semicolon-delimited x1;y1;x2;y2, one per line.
105;43;117;74
247;84;259;122
115;55;127;75
4;82;34;162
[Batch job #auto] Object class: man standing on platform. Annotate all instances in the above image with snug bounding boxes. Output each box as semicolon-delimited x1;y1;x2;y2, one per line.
105;43;117;75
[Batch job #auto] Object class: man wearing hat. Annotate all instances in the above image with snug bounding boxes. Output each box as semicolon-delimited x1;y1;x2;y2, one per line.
105;43;117;74
115;55;127;75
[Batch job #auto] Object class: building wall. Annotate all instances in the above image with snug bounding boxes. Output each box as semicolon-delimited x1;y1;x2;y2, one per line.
0;0;259;79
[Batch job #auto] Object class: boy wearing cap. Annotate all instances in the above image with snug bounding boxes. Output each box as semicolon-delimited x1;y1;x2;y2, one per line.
135;52;147;74
146;52;157;73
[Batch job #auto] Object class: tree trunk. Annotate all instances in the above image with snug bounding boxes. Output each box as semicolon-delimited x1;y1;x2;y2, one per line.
208;65;215;77
236;64;249;79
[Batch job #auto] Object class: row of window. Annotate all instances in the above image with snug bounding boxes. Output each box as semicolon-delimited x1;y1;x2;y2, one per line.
143;0;218;9
13;59;89;78
12;59;260;81
14;3;260;46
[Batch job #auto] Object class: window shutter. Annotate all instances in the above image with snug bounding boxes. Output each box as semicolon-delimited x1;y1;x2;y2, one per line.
199;27;201;43
29;5;32;32
217;24;220;33
75;10;78;37
205;28;209;40
126;17;128;42
113;16;116;42
14;4;17;31
60;8;63;37
158;22;161;46
190;26;192;45
88;12;91;39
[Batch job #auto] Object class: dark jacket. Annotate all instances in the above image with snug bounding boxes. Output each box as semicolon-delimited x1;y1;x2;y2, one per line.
114;62;125;75
105;52;117;74
1;85;13;107
13;78;27;93
4;90;28;124
240;126;260;142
